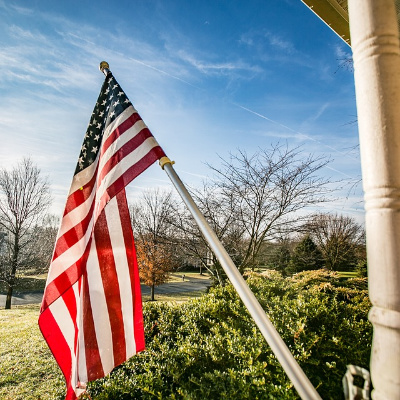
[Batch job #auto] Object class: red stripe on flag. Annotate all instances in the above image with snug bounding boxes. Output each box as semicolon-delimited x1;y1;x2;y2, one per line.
99;146;166;211
65;386;78;400
38;305;74;396
64;167;98;216
98;128;154;184
41;239;91;311
53;200;95;261
82;271;104;381
101;111;143;156
94;198;127;367
62;283;78;325
117;193;145;352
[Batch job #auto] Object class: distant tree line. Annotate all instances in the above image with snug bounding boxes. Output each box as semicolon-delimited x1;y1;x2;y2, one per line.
1;145;366;307
129;144;367;292
264;213;366;276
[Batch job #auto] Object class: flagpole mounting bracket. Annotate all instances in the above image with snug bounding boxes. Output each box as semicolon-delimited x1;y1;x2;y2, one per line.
159;156;175;170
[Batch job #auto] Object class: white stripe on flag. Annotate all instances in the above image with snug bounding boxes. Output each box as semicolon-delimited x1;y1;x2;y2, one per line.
69;154;99;195
86;236;114;376
43;285;82;398
105;197;136;357
47;216;95;283
70;281;81;391
59;186;97;237
96;136;160;208
101;107;137;146
49;293;75;353
98;119;147;174
76;278;88;384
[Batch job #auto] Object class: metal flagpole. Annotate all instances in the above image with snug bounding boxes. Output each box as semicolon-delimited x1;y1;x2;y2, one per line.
159;156;322;400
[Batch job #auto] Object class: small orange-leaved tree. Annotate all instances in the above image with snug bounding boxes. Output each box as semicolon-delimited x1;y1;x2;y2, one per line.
136;234;178;301
131;189;179;300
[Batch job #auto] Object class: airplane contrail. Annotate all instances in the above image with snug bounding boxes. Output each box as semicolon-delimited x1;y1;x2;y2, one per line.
234;103;358;161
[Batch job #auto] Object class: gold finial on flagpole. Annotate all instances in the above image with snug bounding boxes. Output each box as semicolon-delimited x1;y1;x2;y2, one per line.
99;61;110;76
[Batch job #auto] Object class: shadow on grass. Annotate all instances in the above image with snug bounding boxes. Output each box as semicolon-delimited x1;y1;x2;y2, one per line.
142;290;206;303
0;275;46;294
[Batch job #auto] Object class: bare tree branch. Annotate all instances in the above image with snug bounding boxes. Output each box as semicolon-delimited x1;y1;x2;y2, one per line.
171;145;333;283
204;144;332;272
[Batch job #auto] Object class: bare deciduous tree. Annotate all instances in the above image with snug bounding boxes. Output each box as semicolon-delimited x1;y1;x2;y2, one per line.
0;158;51;309
207;145;331;273
305;213;365;271
170;145;332;283
25;214;59;272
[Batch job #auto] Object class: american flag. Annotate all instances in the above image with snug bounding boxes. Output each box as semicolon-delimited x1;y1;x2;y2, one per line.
38;70;166;400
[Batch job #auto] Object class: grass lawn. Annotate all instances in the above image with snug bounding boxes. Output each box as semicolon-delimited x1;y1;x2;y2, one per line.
0;272;209;397
0;305;64;400
167;271;211;283
0;289;207;399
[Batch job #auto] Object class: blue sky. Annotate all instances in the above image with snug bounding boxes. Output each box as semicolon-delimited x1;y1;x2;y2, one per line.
0;0;362;221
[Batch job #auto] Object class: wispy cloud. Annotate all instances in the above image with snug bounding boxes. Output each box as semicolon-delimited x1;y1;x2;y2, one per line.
264;32;295;53
61;31;199;89
240;29;296;54
0;0;33;15
334;44;352;60
238;28;320;74
258;130;303;140
9;24;44;40
8;3;34;15
176;49;261;75
311;103;329;121
0;24;99;93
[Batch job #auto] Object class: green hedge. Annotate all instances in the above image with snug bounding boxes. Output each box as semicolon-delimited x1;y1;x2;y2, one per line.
88;270;371;400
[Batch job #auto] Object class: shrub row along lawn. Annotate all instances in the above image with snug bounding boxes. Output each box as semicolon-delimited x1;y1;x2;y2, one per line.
0;270;371;400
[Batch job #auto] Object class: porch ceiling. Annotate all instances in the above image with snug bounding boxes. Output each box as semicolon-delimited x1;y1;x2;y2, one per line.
301;0;400;47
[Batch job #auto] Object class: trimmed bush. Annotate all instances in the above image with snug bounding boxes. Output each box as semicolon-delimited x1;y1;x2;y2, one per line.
88;270;371;400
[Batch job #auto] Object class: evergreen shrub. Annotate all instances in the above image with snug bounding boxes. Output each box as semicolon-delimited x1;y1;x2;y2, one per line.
88;270;371;400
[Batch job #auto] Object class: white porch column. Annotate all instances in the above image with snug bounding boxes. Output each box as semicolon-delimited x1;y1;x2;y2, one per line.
348;1;400;398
